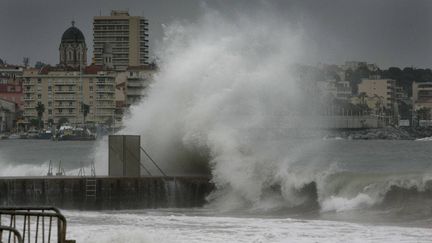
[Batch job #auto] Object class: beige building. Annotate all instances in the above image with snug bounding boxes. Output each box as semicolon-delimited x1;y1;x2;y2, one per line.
93;10;149;70
412;82;432;109
351;94;385;114
22;67;116;126
358;79;396;109
125;66;155;106
317;80;352;100
0;98;16;132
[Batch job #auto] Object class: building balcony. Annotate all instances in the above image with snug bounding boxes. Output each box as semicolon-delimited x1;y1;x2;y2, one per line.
95;112;114;116
54;89;76;93
96;104;115;108
127;90;144;96
54;96;76;100
23;89;35;93
96;96;114;101
23;111;36;116
23;81;35;85
95;89;115;93
55;81;76;85
54;104;76;108
95;81;114;85
54;112;77;116
23;96;34;101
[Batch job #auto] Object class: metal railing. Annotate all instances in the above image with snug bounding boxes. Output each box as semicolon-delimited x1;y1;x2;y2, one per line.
0;225;23;243
0;207;75;243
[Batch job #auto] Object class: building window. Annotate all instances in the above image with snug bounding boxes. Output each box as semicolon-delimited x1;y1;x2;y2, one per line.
48;101;52;107
59;109;63;113
38;94;41;99
48;109;52;115
48;86;52;91
69;109;73;113
37;78;41;83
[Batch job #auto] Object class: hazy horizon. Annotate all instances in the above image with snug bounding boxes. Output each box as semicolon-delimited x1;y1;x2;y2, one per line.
1;0;431;69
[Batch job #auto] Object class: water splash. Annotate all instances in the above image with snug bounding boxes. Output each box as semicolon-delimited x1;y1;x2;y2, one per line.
92;9;331;210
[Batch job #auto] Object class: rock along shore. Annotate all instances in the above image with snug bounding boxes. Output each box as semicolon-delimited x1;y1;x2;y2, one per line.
325;127;432;140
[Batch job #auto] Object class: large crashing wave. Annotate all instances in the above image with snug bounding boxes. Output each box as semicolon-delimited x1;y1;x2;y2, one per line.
94;9;432;214
95;9;321;207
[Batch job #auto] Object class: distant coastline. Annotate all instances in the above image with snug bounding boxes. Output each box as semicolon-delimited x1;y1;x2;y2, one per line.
326;127;432;140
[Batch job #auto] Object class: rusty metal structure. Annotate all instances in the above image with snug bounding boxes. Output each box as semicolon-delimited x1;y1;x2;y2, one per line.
0;206;74;243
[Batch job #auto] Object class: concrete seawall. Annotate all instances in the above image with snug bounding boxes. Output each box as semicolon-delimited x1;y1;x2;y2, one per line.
0;176;213;209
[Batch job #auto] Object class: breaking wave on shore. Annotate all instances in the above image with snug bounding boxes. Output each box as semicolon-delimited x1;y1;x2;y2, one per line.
93;8;432;220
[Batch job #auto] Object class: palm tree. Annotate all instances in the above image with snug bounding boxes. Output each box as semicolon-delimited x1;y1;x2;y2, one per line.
81;102;90;126
416;107;431;126
35;102;45;129
57;117;69;129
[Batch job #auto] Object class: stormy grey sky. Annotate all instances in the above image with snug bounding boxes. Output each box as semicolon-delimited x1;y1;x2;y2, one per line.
0;0;431;68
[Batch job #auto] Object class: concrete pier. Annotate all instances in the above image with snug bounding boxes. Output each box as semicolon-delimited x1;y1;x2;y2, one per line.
0;176;213;209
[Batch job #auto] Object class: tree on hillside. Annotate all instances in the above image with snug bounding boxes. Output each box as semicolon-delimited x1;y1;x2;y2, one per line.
381;67;432;97
35;61;47;69
345;66;371;94
416;107;431;121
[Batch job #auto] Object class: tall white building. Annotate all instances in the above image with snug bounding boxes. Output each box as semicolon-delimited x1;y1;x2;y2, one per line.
93;10;149;70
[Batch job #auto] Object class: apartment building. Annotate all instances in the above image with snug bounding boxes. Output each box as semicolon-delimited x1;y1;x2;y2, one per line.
22;66;116;126
0;65;24;110
0;65;23;84
316;80;352;100
93;10;149;70
125;66;155;106
412;82;432;109
0;98;16;132
358;79;396;109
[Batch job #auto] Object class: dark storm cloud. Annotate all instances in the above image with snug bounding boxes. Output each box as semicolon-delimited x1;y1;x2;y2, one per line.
0;0;431;68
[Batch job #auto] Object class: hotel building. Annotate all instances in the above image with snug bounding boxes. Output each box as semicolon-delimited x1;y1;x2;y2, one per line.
93;10;149;70
22;67;116;125
22;22;116;126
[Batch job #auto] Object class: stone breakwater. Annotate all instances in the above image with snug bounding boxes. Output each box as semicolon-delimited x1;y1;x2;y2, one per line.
0;176;213;210
325;127;432;140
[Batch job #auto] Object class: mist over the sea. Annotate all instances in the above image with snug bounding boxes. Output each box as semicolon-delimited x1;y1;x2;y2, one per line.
92;8;432;215
94;8;329;210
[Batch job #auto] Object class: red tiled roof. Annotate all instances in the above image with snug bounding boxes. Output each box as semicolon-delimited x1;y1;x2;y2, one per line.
127;64;157;71
84;64;103;74
36;65;107;75
116;81;126;89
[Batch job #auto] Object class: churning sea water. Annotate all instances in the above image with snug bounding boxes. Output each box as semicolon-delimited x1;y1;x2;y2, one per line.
2;9;432;242
64;209;432;243
1;139;432;242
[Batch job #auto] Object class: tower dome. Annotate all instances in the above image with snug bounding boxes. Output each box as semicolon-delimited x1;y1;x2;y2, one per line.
59;21;87;68
61;25;85;43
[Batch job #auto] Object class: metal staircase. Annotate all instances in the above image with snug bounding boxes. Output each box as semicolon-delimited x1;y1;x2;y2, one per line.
85;178;97;200
85;161;97;201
